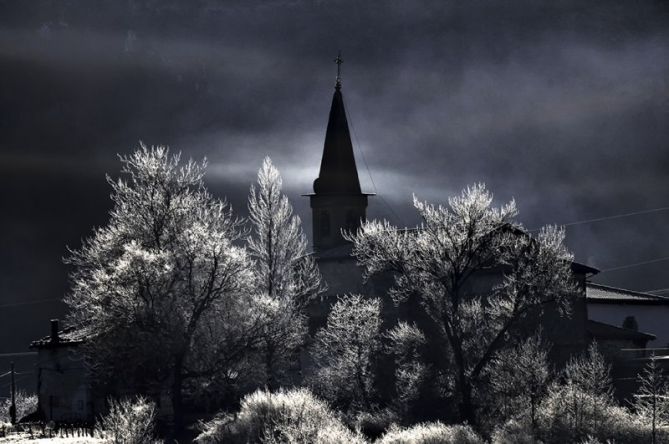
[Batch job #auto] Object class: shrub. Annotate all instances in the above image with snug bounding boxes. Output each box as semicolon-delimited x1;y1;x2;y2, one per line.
490;418;536;444
354;409;398;440
537;382;627;443
0;390;38;424
375;422;483;444
195;387;365;444
96;396;161;444
492;382;669;444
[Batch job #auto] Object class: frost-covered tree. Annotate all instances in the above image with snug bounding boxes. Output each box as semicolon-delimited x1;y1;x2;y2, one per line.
247;157;324;388
251;294;308;389
346;184;576;425
311;294;381;411
66;145;259;431
633;355;669;444
97;396;161;444
489;334;550;431
0;390;37;425
555;343;613;438
248;157;323;305
384;322;427;417
564;342;613;400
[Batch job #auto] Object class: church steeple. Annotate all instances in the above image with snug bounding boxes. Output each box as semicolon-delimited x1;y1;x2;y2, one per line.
313;66;362;195
308;53;372;252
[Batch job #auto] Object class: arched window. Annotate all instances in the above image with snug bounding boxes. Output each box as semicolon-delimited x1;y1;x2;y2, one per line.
320;211;331;237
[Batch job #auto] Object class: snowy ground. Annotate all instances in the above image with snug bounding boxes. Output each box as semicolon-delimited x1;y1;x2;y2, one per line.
0;436;103;443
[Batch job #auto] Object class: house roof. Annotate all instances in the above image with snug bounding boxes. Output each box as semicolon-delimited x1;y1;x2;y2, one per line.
30;325;89;349
587;319;656;342
586;283;669;305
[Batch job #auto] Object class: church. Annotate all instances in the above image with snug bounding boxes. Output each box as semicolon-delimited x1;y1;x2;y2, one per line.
303;57;668;400
306;58;589;359
27;58;669;423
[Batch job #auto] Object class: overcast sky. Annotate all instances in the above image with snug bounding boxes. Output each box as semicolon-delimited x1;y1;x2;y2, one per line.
1;0;668;379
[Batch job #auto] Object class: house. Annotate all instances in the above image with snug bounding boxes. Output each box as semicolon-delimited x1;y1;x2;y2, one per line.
29;319;96;423
586;282;669;349
304;67;664;397
584;284;669;400
305;68;599;367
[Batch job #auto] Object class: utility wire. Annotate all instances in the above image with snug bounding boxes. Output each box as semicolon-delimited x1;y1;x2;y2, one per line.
561;206;669;227
530;205;669;232
0;298;61;309
0;370;33;378
344;99;407;227
0;352;38;358
526;205;669;275
598;256;669;273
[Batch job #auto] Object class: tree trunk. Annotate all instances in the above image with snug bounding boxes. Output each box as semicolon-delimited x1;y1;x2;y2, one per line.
459;382;477;427
652;395;656;444
266;344;276;391
171;354;185;438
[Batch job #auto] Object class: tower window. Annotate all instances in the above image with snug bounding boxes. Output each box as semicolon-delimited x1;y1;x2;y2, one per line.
320;211;331;237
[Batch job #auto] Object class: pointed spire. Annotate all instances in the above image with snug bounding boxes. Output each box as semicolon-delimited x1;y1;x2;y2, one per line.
313;52;362;195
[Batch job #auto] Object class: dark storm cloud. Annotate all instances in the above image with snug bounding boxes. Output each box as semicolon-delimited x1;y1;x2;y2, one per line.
1;0;669;387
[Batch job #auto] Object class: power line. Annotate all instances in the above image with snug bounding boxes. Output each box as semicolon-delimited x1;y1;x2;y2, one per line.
562;206;669;227
0;352;38;358
0;298;61;309
0;370;33;378
530;205;669;232
525;206;669;276
598;256;669;273
344;98;407;227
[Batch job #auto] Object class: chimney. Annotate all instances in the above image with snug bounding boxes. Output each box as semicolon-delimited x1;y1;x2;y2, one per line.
50;319;59;343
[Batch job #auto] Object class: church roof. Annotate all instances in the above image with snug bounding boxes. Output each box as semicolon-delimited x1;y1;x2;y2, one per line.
312;83;365;195
586;283;669;305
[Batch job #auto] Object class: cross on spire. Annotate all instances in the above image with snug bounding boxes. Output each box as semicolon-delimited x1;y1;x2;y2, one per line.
334;51;343;89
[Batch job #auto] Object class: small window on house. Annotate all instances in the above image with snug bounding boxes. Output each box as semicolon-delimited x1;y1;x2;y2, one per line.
320;211;331;237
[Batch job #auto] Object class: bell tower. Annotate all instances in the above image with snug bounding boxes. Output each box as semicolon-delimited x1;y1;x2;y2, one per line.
308;53;373;252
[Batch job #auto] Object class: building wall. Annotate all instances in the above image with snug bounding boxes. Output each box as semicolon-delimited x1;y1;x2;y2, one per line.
314;256;589;367
539;272;589;365
309;257;387;333
36;346;93;422
310;194;368;251
588;303;669;348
